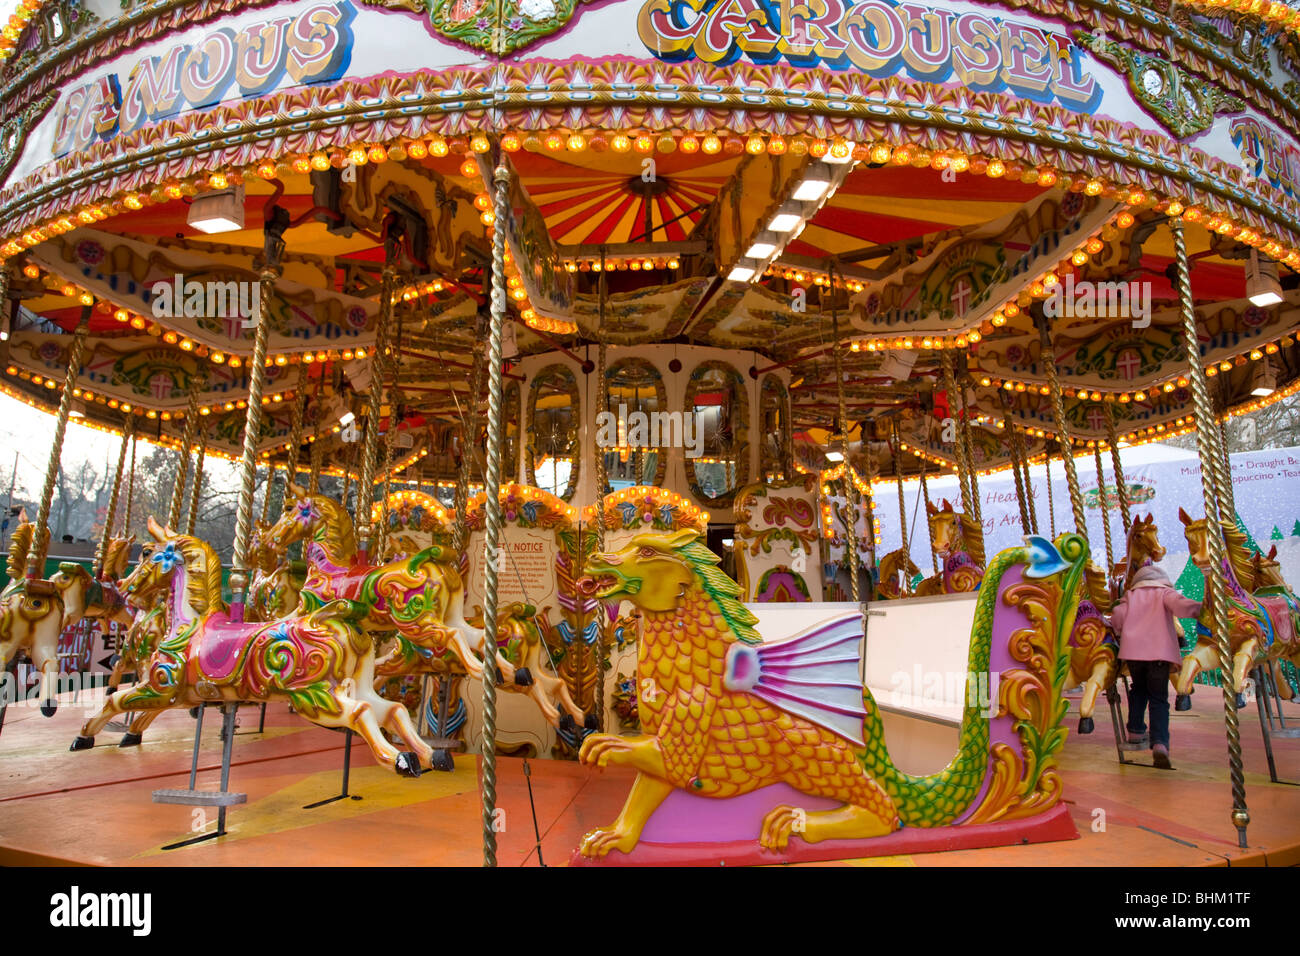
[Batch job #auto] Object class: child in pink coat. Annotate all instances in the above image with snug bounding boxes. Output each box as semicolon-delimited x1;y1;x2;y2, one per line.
1110;564;1202;768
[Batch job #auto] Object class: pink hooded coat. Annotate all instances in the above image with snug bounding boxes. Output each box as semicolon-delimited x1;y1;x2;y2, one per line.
1110;565;1203;664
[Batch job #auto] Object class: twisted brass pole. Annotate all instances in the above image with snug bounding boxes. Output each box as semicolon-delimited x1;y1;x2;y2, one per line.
185;426;208;536
829;276;860;610
452;327;487;556
592;247;609;729
939;352;972;518
168;373;204;529
260;465;276;524
229;266;276;614
308;419;325;494
1093;443;1115;571
1022;449;1038;534
26;310;89;579
1216;418;1237;520
1045;456;1056;538
892;423;908;587
1039;319;1088;538
1104;404;1131;535
94;418;133;579
480;162;511;868
283;362;309;490
356;265;394;556
1171;218;1249;848
121;426;137;537
919;456;938;575
1007;425;1031;535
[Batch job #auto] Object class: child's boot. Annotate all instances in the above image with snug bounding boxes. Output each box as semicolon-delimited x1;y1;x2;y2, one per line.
1152;743;1171;770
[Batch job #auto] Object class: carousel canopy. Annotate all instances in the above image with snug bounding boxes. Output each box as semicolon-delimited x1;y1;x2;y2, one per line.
1;0;1298;491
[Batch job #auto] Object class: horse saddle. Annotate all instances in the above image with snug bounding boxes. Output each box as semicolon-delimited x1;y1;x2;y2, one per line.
193;613;259;683
1257;596;1297;648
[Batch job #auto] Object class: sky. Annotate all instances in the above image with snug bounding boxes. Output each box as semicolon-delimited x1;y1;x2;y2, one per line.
0;393;242;503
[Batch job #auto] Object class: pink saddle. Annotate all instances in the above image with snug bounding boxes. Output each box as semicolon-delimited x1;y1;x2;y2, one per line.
1258;596;1297;648
194;613;259;682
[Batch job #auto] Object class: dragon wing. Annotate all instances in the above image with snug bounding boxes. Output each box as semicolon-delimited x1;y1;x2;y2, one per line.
723;612;867;746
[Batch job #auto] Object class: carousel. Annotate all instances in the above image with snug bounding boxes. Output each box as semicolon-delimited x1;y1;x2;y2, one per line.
0;0;1299;867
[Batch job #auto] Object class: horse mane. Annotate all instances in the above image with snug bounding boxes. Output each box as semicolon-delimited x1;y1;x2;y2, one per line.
1218;519;1255;588
305;491;358;558
178;536;224;615
956;511;985;567
7;523;32;578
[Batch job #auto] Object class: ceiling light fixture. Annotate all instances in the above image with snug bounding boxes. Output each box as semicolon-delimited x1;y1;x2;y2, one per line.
187;185;246;234
1247;248;1284;307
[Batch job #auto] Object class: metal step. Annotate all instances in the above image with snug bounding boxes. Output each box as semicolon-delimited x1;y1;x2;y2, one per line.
152;788;247;807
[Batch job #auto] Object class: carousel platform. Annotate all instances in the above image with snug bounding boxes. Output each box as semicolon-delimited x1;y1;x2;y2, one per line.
1;689;1298;867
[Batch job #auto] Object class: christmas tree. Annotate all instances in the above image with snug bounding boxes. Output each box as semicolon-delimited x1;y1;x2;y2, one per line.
1292;519;1300;537
1272;525;1284;540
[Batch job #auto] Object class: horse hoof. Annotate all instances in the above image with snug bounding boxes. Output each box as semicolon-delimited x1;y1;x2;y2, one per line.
119;732;142;748
430;750;455;772
106;686;118;696
559;714;577;734
583;712;600;731
1175;694;1193;712
514;667;534;687
70;735;95;751
1077;717;1094;734
493;667;506;687
189;707;200;718
40;701;57;718
1235;693;1247;710
395;752;424;778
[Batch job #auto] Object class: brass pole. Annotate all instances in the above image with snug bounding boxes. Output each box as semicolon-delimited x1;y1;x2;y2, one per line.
167;373;204;529
121;426;137;537
1039;319;1088;537
1022;450;1038;534
229;253;279;616
94;418;134;579
1045;456;1056;538
1216;417;1237;519
452;323;487;556
285;363;309;482
829;270;861;610
939;352;973;517
1171;217;1249;848
1093;442;1114;571
185;426;208;536
1007;425;1031;535
356;262;394;556
892;422;908;588
1104;404;1131;535
919;456;938;575
592;246;609;729
480;161;512;867
26;310;90;578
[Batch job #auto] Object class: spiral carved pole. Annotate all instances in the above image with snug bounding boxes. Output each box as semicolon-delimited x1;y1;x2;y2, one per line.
1103;404;1131;535
284;362;309;486
167;373;204;530
479;163;513;867
453;322;488;557
1007;423;1031;535
1170;218;1249;848
229;264;277;619
829;275;861;612
1022;449;1038;534
1038;318;1088;538
892;422;908;588
26;310;90;579
939;352;974;520
185;427;209;536
356;265;394;558
1045;457;1056;538
919;456;938;575
592;247;609;729
94;418;134;579
121;426;137;537
1092;443;1115;572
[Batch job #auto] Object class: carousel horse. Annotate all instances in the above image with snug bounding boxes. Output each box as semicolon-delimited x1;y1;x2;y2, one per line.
875;548;920;600
914;500;985;596
465;601;587;730
572;528;1088;859
1070;514;1165;733
0;574;70;717
247;521;305;623
72;518;436;774
264;483;521;687
1248;546;1300;699
1174;508;1300;707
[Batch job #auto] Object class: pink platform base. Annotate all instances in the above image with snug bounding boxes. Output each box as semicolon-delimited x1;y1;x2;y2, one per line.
569;802;1079;867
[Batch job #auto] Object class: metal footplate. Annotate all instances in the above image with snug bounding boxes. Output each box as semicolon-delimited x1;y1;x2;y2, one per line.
152;788;247;807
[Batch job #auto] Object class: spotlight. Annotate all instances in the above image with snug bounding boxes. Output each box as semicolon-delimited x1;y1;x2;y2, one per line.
187;185;245;234
1247;248;1284;307
1251;359;1276;397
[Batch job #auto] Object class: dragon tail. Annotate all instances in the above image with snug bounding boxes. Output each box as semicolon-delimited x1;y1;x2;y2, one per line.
856;549;1019;828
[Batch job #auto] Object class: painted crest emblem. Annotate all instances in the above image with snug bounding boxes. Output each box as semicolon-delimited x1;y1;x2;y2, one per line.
425;0;579;54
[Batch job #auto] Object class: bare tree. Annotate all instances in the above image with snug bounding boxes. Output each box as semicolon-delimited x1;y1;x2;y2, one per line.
1168;393;1300;454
